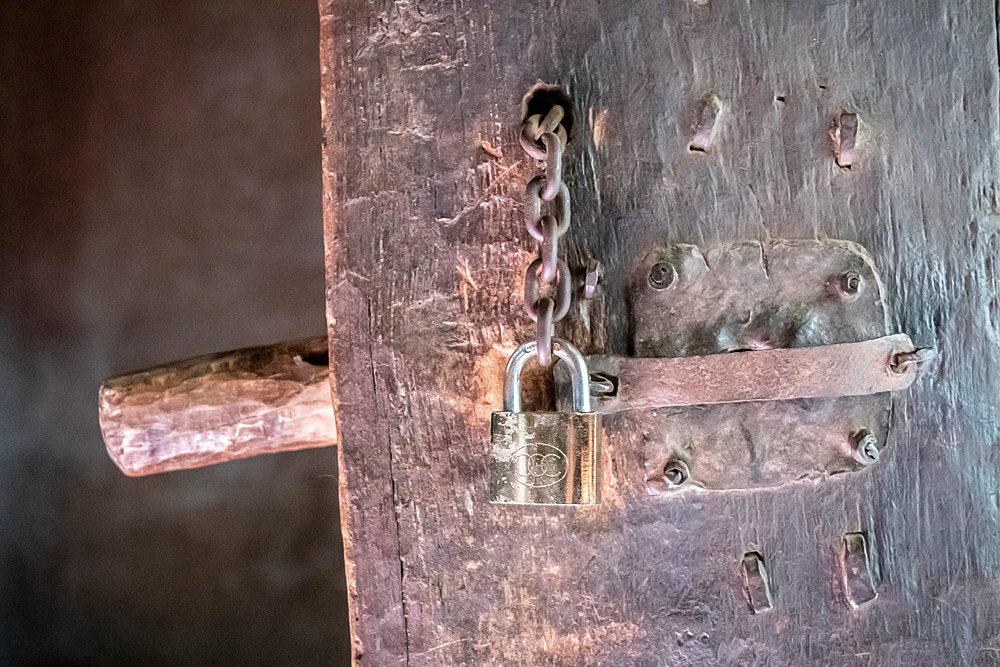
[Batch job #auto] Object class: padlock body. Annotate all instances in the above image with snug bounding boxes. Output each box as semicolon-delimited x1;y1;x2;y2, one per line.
490;411;601;505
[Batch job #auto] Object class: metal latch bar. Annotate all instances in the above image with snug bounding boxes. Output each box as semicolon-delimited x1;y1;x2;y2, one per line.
586;334;927;413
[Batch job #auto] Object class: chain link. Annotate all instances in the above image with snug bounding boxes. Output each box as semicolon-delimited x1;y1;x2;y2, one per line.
539;215;560;282
519;108;568;160
524;177;569;241
534;297;555;367
524;258;571;322
539;133;563;200
520;103;571;366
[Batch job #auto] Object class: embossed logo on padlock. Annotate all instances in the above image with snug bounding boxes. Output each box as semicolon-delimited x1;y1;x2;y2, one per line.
511;444;567;488
490;338;602;505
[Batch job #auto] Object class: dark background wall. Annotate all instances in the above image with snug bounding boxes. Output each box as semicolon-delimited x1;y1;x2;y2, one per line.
0;2;350;664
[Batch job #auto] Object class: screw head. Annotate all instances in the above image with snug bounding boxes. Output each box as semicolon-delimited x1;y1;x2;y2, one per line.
839;271;862;298
852;430;879;465
649;262;677;290
664;459;690;487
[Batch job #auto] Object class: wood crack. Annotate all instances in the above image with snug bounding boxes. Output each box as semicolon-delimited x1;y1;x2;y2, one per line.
368;297;410;666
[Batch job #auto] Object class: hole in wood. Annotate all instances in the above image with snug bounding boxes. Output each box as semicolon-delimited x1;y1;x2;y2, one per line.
833;112;857;168
521;83;574;140
689;94;721;152
741;552;774;613
300;349;330;366
842;532;877;607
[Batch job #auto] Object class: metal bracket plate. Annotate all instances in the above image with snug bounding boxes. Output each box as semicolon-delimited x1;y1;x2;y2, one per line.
640;240;899;492
631;240;889;358
565;240;913;493
637;240;896;492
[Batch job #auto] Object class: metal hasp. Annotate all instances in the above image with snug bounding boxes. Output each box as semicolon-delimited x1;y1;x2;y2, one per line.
575;240;931;492
491;338;601;505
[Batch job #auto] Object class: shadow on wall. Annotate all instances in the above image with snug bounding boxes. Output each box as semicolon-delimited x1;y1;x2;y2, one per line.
0;2;350;664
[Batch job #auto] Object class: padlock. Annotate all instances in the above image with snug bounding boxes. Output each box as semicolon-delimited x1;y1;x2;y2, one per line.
490;337;602;505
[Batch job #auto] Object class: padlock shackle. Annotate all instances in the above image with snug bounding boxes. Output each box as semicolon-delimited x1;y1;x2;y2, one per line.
503;337;591;413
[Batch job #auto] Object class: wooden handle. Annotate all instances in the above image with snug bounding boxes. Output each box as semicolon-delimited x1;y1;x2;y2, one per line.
99;336;337;476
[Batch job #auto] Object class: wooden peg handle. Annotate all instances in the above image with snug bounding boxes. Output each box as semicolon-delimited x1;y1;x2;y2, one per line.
99;336;337;476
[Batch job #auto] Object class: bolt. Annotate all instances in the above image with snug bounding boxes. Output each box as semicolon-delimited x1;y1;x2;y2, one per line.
664;459;690;487
889;352;910;375
890;347;936;375
649;262;677;290
852;430;879;465
839;271;862;298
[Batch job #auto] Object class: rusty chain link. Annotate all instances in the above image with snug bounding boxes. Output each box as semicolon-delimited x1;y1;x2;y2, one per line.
524;177;569;241
524;258;571;322
533;298;555;367
519;106;567;160
519;103;572;366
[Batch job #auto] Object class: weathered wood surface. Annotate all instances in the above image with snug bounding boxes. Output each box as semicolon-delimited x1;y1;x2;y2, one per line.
100;336;336;476
320;1;1000;665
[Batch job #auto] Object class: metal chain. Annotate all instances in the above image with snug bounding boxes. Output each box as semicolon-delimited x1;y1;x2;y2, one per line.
520;104;571;367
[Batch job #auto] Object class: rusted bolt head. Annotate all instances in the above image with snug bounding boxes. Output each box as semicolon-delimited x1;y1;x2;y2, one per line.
890;348;936;375
839;271;862;298
664;459;690;487
852;430;879;465
649;262;677;290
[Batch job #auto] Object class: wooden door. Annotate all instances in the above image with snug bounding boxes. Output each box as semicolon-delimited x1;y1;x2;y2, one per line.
319;1;1000;664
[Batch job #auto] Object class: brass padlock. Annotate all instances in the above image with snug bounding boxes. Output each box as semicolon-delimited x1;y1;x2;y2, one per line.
490;338;602;505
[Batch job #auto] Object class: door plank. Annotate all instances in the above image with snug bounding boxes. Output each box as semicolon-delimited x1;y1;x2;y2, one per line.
321;1;1000;664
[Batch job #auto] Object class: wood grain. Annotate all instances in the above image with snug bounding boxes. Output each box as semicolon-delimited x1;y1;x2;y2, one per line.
320;1;1000;664
100;337;336;476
